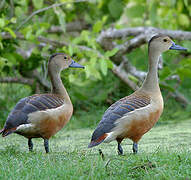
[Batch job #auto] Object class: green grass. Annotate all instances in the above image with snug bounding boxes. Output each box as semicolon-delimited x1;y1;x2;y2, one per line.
1;120;191;179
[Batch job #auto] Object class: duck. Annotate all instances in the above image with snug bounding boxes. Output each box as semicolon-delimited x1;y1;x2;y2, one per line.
88;35;187;155
0;53;84;153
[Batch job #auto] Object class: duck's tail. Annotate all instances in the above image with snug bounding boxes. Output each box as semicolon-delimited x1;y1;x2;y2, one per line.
0;128;4;135
88;133;107;148
0;127;16;137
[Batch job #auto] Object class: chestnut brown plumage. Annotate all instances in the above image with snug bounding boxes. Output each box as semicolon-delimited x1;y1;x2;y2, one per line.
0;53;84;153
88;35;187;155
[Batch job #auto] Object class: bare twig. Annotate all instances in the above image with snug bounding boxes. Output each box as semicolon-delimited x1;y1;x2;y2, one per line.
112;63;139;91
0;0;5;10
1;32;68;47
115;34;146;56
97;27;145;44
104;159;111;171
16;0;91;31
168;91;189;107
24;70;51;90
0;77;34;85
122;56;147;81
48;21;91;33
98;149;105;161
9;0;14;18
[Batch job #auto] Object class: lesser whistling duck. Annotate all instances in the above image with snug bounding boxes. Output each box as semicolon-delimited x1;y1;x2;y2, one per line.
88;35;187;154
0;53;84;153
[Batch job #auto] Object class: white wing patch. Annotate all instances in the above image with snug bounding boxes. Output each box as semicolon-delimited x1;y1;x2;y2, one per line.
28;104;66;124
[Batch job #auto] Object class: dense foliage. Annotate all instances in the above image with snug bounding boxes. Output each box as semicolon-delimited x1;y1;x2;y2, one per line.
0;0;191;127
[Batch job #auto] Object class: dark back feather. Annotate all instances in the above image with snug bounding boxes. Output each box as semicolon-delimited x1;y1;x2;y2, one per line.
91;93;150;142
4;94;65;131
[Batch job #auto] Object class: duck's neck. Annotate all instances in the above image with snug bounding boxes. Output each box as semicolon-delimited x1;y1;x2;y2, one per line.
49;70;71;104
141;50;161;93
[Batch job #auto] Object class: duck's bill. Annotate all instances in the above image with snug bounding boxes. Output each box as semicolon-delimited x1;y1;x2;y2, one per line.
169;42;187;51
69;59;84;68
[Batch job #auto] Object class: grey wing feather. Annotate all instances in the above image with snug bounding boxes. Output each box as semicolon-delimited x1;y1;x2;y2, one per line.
4;94;64;130
91;95;150;141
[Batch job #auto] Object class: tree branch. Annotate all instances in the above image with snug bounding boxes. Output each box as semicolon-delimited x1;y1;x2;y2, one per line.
0;77;34;85
21;70;51;90
16;0;91;31
0;0;5;10
48;21;91;33
97;27;145;44
121;56;147;81
97;27;191;43
115;33;146;56
1;32;68;47
9;0;14;18
112;63;139;91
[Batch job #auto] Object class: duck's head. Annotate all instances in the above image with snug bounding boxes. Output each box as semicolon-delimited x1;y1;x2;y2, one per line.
48;53;84;73
148;35;187;54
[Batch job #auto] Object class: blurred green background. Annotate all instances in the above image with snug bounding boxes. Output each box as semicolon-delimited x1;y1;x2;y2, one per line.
0;0;191;129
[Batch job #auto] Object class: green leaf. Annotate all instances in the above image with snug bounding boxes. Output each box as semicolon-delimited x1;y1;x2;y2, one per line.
177;67;191;80
160;67;171;81
128;74;139;83
2;53;17;64
149;2;157;25
54;7;66;33
126;4;145;18
100;59;108;76
68;45;73;56
32;0;44;9
10;17;17;24
184;0;188;7
0;18;5;28
178;14;190;27
182;41;191;52
0;57;10;68
107;59;113;69
26;29;34;40
0;42;3;49
90;57;97;66
4;27;16;38
160;83;175;92
104;48;119;57
93;20;103;33
85;65;91;78
180;58;191;67
85;64;101;80
108;0;124;19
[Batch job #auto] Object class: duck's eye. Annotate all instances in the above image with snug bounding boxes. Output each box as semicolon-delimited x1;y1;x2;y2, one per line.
163;39;167;42
64;56;67;60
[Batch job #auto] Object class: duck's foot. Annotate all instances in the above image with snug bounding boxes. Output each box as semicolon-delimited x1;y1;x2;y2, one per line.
133;142;138;154
28;138;33;152
44;139;49;153
118;142;123;155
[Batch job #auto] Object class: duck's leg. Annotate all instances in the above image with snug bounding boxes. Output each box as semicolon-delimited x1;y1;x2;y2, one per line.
28;138;33;152
117;138;123;155
44;139;49;153
133;142;138;154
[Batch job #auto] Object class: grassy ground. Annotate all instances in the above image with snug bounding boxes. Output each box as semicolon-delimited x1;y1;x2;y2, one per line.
0;120;191;180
